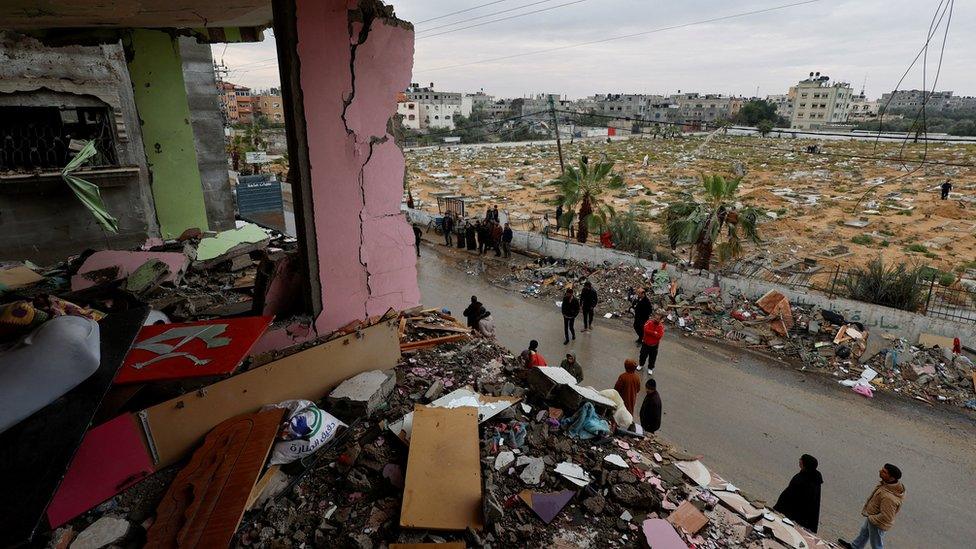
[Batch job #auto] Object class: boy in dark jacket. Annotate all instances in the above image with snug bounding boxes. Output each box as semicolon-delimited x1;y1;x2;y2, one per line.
561;288;580;345
774;454;823;533
640;378;662;433
580;280;598;332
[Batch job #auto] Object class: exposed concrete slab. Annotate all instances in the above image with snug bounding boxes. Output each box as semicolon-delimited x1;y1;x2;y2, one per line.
326;369;395;420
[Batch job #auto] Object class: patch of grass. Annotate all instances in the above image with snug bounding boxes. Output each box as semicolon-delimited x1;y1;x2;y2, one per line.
879;229;895;237
905;243;928;253
843;258;925;312
851;235;874;245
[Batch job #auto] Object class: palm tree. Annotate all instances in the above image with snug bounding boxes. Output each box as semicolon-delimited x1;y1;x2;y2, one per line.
553;156;623;243
665;173;762;270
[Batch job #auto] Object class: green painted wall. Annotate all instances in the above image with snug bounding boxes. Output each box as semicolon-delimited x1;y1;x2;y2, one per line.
127;29;210;238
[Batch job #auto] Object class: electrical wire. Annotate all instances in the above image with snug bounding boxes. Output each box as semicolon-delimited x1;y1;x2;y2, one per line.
415;0;515;25
416;0;560;34
418;0;592;40
415;0;819;73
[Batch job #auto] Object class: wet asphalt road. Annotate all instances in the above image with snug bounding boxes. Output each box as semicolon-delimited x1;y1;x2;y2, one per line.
415;241;976;548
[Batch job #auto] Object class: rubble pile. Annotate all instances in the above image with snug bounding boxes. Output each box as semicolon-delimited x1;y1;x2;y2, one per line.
30;319;834;548
489;256;975;410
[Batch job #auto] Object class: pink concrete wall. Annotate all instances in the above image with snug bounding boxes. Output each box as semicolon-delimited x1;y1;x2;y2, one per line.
295;0;419;333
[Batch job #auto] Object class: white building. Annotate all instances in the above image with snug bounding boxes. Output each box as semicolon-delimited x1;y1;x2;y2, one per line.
404;83;463;130
461;91;493;116
397;101;421;130
848;93;880;122
790;72;853;129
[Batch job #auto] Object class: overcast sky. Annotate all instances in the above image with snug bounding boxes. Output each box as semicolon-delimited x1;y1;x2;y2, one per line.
218;0;971;100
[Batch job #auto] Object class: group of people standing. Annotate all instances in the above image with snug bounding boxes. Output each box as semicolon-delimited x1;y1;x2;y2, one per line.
440;208;514;259
559;281;599;344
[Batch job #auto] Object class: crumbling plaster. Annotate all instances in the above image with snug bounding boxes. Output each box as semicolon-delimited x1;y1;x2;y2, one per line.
295;0;419;333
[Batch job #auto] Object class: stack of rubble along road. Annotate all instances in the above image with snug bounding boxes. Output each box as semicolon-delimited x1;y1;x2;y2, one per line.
26;305;835;548
231;331;833;548
489;257;975;410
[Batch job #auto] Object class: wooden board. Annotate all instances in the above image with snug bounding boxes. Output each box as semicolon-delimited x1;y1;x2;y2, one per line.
0;307;147;547
115;316;273;384
667;500;709;534
146;408;284;548
400;406;483;531
142;320;399;467
917;332;955;349
47;414;155;527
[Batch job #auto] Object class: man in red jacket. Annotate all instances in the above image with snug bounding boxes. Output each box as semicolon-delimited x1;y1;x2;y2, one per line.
639;311;665;373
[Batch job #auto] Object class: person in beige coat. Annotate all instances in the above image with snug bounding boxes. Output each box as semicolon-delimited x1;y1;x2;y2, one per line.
838;464;906;549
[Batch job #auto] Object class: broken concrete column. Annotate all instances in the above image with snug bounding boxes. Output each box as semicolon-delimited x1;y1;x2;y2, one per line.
274;0;420;333
326;369;395;420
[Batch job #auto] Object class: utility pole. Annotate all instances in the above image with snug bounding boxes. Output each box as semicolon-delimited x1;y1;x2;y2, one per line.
548;94;565;174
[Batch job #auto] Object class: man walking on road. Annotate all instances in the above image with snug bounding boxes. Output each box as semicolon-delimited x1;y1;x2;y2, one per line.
580;280;598;332
639;378;662;434
442;212;454;246
838;464;906;549
501;223;513;258
639;311;665;373
774;454;823;533
561;288;580;345
632;288;652;344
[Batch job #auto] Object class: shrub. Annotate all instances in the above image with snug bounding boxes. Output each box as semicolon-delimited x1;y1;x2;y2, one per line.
851;235;874;245
607;210;656;259
843;258;925;312
905;243;927;253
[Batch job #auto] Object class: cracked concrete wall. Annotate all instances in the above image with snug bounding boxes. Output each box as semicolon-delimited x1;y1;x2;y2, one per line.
0;31;159;263
295;0;419;333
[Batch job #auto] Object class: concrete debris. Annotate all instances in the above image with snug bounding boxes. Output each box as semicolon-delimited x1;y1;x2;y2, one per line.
326;370;396;420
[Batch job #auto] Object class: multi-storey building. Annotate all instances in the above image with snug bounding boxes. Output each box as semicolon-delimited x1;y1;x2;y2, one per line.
253;93;284;124
670;92;733;123
397;100;421;130
219;81;253;124
848;93;879;122
766;90;795;121
404;83;463;130
790;73;853;129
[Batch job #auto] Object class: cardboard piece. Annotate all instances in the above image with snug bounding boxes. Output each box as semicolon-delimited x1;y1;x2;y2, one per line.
71;251;188;291
0;265;44;291
46;414;155;528
388;387;519;442
147;408;284;548
756;290;794;337
642;518;688;549
400;406;483;531
518;489;575;524
115;316;273;384
141;319;399;467
667;500;709;534
0;307;147;546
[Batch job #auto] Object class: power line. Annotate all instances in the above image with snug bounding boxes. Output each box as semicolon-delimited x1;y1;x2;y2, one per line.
415;0;820;72
417;0;561;34
418;0;591;40
415;0;515;25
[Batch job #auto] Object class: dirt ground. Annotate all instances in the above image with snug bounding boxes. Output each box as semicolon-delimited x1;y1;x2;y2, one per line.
405;135;976;283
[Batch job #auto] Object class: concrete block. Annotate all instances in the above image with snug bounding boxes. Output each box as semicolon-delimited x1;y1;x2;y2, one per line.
326;369;395;419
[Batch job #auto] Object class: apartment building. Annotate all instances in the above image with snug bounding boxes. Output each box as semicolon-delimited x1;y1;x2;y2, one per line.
397;100;421;130
848;93;879;122
253;93;284;124
403;83;463;130
671;92;733;123
790;73;853;129
219;81;253;124
766;90;795;121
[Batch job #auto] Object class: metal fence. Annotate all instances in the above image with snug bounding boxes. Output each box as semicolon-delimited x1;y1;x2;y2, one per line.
723;260;976;324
